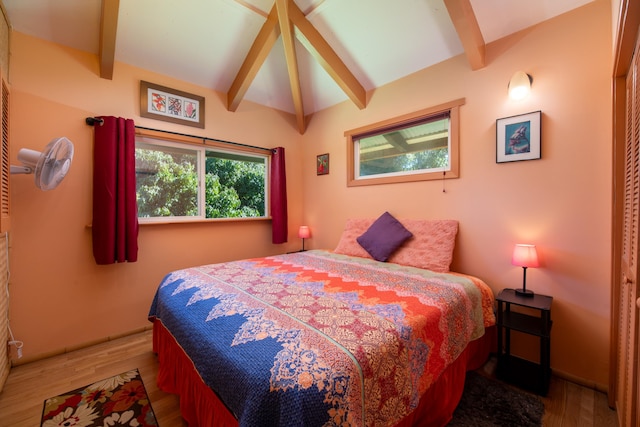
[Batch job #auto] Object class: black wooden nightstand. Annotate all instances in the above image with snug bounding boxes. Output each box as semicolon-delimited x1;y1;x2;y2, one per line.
496;288;552;395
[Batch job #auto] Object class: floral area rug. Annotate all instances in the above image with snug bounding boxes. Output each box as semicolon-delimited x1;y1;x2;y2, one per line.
41;368;158;427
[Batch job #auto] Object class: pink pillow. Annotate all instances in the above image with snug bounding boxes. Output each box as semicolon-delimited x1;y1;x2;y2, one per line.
388;219;458;272
333;218;376;259
334;218;458;272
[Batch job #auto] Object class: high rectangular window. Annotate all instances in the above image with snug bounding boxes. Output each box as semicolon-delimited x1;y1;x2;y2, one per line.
345;99;463;186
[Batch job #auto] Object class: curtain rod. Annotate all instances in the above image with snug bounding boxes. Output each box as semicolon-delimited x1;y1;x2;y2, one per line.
85;117;275;153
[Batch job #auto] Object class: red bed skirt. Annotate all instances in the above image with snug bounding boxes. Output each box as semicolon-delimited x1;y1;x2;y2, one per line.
152;320;496;427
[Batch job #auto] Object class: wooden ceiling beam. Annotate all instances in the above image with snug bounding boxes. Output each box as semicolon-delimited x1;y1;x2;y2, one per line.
228;0;368;132
288;0;366;110
227;5;281;112
276;0;305;133
99;0;119;79
444;0;485;70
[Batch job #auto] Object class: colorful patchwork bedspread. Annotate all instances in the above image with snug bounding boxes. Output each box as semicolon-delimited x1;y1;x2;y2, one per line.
148;250;495;427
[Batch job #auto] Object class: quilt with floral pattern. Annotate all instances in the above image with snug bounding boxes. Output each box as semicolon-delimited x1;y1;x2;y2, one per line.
148;250;495;427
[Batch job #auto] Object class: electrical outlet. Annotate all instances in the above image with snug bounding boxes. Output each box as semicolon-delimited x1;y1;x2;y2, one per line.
8;340;23;358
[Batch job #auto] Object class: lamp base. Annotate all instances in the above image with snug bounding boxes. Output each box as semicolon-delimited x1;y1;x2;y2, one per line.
515;288;534;297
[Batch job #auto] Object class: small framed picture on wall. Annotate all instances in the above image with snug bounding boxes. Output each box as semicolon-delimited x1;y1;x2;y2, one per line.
317;153;329;175
496;111;541;163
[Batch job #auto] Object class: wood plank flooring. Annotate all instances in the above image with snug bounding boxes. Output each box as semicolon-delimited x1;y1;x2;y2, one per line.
0;330;619;426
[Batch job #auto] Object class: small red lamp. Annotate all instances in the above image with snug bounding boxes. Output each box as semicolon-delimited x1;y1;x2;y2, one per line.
298;226;311;251
512;244;539;297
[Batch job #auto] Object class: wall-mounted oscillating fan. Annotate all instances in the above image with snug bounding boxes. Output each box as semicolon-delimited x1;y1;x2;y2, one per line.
10;137;74;191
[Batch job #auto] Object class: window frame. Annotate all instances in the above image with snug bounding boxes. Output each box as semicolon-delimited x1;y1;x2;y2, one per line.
345;98;464;187
134;128;270;224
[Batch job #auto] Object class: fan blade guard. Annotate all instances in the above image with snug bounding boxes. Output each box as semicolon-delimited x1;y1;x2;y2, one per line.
34;137;74;191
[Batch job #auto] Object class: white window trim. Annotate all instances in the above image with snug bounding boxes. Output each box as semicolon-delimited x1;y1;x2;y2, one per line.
136;136;269;223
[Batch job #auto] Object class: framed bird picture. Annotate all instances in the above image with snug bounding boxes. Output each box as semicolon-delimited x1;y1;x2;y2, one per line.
496;111;541;163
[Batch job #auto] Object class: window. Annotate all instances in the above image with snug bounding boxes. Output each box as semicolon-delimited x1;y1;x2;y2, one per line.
135;136;268;222
345;98;464;186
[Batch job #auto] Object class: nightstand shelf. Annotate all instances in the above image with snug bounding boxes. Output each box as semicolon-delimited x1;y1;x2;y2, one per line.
500;310;551;336
496;288;552;396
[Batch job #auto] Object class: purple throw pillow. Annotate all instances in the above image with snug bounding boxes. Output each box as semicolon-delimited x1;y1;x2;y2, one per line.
356;212;413;262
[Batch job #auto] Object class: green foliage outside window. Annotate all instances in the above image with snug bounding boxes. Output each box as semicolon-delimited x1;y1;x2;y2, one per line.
359;148;449;176
136;148;198;217
135;141;266;220
204;157;265;218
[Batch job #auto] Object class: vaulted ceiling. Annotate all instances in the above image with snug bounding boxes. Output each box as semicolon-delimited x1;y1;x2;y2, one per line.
2;0;594;133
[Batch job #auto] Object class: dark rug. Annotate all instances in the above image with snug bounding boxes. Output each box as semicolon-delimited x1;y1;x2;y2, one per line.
41;368;158;427
449;371;545;426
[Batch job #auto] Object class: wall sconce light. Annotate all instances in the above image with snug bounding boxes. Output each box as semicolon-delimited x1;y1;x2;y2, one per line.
511;244;539;297
508;71;533;100
298;226;311;251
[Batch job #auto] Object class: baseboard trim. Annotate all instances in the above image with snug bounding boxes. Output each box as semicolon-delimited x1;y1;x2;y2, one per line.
10;325;154;367
552;367;609;394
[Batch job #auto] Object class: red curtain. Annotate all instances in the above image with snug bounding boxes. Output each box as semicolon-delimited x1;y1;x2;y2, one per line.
270;147;288;244
92;116;139;264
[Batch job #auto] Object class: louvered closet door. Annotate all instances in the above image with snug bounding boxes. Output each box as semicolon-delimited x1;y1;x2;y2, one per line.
0;75;9;232
0;72;9;392
618;34;640;427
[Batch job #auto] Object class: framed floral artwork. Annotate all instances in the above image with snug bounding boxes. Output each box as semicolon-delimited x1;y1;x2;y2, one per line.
317;153;329;175
140;81;205;128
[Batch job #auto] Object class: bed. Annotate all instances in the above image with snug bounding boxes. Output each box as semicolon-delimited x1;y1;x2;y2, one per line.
148;215;496;426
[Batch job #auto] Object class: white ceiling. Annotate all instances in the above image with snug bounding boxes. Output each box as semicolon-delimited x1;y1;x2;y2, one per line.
2;0;594;115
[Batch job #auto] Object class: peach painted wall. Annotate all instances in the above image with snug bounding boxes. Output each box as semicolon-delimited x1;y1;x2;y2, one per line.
300;0;612;388
7;33;304;361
